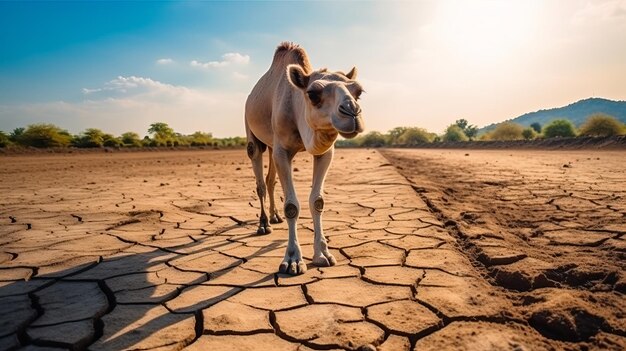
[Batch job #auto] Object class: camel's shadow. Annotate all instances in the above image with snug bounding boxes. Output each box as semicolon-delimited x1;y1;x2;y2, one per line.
0;222;286;351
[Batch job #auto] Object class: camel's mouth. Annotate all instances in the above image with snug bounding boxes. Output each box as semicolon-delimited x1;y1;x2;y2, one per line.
339;131;359;139
334;114;364;139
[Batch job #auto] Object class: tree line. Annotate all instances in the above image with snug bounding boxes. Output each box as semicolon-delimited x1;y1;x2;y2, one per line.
0;122;246;148
1;114;623;149
336;113;626;147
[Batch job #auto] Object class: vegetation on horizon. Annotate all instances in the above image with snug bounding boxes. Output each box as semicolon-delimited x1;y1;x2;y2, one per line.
1;114;624;149
0;122;246;149
337;114;625;147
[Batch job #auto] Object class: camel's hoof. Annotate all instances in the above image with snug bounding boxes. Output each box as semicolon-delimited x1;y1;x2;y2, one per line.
312;252;337;267
256;225;272;235
269;214;283;224
279;259;307;275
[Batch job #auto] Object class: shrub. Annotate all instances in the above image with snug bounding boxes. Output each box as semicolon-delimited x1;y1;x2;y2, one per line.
522;128;537;140
359;131;387;147
464;125;478;140
121;132;142;147
530;122;542;134
578;113;625;137
397;127;434;145
18;124;72;148
454;119;478;140
387;127;408;145
214;136;247;147
148;122;175;146
187;131;214;146
9;128;24;142
543;119;577;138
335;137;360;147
479;133;492;141
73;128;105;147
443;125;468;142
0;131;11;147
489;122;524;141
103;134;122;147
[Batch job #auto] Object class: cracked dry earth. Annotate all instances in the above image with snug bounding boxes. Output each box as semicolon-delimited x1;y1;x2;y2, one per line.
0;149;624;351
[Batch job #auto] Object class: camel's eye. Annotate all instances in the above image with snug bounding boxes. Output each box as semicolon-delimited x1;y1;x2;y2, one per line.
348;83;363;100
307;90;322;107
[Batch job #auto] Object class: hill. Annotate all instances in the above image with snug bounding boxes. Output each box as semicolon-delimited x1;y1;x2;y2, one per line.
480;97;626;134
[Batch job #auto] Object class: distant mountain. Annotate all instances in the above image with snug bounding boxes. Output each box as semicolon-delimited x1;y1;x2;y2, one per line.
479;98;626;134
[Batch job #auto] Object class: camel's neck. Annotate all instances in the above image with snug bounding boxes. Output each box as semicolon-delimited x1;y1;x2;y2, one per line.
297;106;338;156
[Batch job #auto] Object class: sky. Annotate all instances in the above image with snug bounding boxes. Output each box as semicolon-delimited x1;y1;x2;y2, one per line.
1;0;625;137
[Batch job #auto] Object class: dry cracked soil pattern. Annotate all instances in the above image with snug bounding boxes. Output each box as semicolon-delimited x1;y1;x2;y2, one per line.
0;148;624;351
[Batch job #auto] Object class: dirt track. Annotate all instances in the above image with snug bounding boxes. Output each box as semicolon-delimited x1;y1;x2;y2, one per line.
0;149;624;350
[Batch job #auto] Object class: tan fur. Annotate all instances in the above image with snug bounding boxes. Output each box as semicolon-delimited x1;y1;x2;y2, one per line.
244;42;364;275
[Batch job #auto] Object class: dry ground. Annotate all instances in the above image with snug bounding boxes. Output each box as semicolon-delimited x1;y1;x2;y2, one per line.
0;148;624;351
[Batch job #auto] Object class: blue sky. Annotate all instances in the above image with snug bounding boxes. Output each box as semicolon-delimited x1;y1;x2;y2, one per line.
1;1;625;137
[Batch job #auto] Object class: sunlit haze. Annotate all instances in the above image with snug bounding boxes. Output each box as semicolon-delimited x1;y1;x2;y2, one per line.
1;0;625;137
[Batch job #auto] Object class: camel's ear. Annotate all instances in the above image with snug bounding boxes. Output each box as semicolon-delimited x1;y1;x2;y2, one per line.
287;64;310;90
345;66;358;80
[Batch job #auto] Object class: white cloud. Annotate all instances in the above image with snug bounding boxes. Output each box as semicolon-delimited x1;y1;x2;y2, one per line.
156;58;174;65
82;76;191;97
190;52;250;69
1;76;247;137
103;76;170;91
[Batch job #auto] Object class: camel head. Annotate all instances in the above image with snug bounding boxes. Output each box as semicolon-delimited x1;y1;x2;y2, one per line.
287;65;365;139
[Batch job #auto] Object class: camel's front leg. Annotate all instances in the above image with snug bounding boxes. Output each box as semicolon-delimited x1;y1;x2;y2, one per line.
310;148;336;267
273;146;307;275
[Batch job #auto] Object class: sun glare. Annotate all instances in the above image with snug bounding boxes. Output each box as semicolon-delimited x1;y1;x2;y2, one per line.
429;1;538;63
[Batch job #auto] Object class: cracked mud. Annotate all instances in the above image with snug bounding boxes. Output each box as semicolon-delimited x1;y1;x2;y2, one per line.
1;149;624;350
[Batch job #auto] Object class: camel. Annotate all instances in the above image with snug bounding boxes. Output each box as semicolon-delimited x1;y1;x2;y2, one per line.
244;42;365;275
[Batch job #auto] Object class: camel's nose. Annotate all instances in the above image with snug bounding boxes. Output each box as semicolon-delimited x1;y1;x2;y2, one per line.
338;98;361;118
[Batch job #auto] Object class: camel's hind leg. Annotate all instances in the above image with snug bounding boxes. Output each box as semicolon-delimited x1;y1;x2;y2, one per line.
266;147;283;224
246;133;271;235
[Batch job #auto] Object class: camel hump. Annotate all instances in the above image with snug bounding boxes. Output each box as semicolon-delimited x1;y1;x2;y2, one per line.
272;41;312;73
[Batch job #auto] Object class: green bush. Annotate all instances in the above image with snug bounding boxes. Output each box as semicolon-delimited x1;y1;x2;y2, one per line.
578;113;625;137
18;124;72;148
522;128;537;140
187;131;214;146
9;128;24;142
543;119;577;138
121;132;142;147
0;131;11;147
148;122;175;145
443;125;468;142
530;122;542;134
103;134;122;147
464;125;478;141
335;137;360;147
489;122;524;140
397;127;434;145
359;131;387;147
73;128;106;148
455;119;478;140
387;127;407;145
